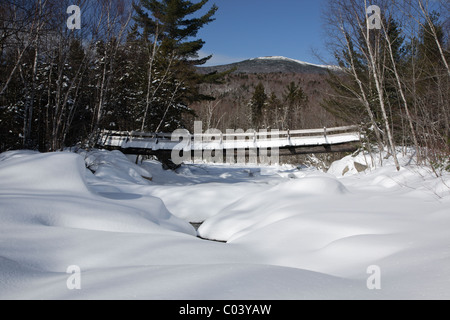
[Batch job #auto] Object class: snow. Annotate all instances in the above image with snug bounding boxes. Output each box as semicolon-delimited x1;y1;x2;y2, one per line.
251;56;342;71
82;149;153;185
0;149;449;299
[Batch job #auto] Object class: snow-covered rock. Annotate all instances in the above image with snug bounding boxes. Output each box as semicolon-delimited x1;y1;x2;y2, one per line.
82;149;153;185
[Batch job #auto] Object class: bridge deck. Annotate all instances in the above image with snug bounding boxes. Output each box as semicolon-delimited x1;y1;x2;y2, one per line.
97;125;362;156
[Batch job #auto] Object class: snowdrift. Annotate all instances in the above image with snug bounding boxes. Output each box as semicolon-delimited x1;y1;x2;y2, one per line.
0;151;89;193
82;149;153;185
0;151;195;235
198;175;349;241
1;149;449;299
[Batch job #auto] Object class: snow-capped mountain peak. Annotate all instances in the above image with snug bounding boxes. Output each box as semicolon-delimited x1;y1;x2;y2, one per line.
251;56;339;71
199;55;340;75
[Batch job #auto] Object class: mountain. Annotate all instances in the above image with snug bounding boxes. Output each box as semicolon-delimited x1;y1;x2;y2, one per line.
198;56;339;75
191;56;343;134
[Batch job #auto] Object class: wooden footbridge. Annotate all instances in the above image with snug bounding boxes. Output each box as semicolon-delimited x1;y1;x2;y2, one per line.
97;125;362;163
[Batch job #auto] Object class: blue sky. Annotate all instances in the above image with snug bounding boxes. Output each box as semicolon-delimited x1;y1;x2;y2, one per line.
197;0;331;66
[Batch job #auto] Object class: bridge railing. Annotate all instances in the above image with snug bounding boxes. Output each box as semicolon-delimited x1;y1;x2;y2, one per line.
99;131;173;139
193;125;361;142
98;125;362;148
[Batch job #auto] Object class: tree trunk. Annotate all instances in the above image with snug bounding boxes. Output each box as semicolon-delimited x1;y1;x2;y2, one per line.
382;19;421;163
141;25;160;132
363;8;400;171
340;29;385;152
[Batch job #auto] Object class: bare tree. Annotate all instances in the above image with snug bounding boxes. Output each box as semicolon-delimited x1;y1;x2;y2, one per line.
380;17;421;163
88;0;133;147
0;1;42;97
417;0;450;77
324;0;386;154
324;0;448;170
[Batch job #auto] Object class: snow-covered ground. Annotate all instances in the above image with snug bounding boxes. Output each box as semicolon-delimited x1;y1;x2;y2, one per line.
0;149;449;299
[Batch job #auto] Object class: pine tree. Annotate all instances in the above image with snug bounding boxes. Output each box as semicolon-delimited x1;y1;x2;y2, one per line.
323;41;372;125
133;0;219;132
416;12;449;151
283;82;308;129
266;92;282;129
249;82;268;128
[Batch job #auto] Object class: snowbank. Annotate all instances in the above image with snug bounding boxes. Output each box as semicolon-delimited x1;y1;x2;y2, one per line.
328;150;450;199
1;149;449;299
134;163;288;222
0;151;89;193
0;151;195;236
198;174;349;241
195;156;450;298
82;149;153;185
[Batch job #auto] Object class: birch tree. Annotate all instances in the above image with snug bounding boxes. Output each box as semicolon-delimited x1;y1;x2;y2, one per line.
88;0;133;147
324;0;448;169
323;0;385;153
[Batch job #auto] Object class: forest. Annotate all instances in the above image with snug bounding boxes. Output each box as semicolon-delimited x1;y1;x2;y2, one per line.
323;0;449;169
0;0;448;169
0;0;221;152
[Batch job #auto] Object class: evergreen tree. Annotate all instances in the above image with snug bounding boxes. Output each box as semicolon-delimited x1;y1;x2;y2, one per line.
416;12;449;146
323;18;407;145
283;82;308;129
418;12;445;75
266;92;282;129
133;0;219;131
250;82;267;128
382;17;407;143
323;39;371;125
60;39;91;149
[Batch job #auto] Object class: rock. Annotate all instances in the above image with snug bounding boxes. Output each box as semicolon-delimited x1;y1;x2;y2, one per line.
342;166;350;176
354;162;368;173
